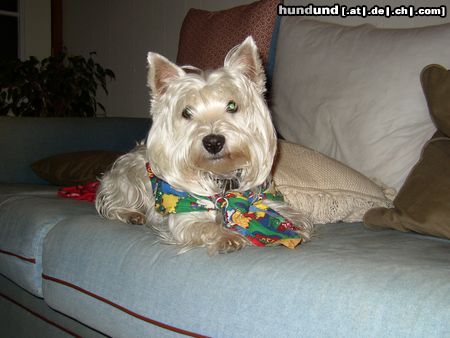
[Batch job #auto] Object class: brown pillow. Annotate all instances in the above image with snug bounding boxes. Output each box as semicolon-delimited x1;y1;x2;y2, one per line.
176;0;279;71
421;64;450;136
364;65;450;239
31;151;122;186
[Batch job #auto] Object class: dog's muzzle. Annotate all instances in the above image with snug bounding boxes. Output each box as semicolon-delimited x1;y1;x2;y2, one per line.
202;134;225;154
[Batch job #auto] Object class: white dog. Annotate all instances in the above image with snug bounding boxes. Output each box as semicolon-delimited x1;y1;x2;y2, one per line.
96;37;313;254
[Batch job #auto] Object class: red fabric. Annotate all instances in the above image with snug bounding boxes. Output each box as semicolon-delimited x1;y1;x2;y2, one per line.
58;182;99;202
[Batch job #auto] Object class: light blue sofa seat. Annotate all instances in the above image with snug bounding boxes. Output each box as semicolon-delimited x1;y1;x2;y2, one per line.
0;188;96;296
42;216;450;338
0;117;149;337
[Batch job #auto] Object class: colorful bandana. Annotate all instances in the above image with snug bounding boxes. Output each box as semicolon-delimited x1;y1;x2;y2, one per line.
146;163;303;248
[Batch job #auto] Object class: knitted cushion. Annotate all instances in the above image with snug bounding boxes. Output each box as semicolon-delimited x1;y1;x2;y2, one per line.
273;141;394;224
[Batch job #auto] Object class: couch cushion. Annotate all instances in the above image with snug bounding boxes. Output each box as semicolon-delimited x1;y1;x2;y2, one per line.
272;18;450;191
0;186;96;296
273;140;394;224
364;65;450;240
31;150;122;186
42;216;450;337
0;184;59;197
421;64;450;137
176;0;279;75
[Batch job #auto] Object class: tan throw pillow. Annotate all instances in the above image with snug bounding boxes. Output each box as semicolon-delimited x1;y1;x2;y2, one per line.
273;140;394;224
176;0;279;71
31;151;122;186
364;65;450;240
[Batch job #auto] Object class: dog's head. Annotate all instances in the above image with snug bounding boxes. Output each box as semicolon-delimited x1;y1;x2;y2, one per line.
146;37;277;195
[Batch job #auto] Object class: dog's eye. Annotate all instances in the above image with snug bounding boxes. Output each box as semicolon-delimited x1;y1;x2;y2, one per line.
226;100;238;113
182;106;193;119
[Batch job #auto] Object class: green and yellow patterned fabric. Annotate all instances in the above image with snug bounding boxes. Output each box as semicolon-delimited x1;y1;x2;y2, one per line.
146;163;304;248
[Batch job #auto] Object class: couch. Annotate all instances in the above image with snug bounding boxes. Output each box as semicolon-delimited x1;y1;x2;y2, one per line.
1;4;450;338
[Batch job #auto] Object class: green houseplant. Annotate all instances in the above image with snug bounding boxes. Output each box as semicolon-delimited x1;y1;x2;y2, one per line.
0;50;115;117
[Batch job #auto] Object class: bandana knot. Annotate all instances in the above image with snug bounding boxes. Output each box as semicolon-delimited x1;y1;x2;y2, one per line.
146;163;303;248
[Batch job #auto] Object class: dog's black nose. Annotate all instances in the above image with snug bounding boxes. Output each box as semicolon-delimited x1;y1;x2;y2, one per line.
202;134;225;154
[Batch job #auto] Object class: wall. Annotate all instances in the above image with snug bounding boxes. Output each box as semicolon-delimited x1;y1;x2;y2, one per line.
22;0;51;59
62;0;450;118
63;0;255;118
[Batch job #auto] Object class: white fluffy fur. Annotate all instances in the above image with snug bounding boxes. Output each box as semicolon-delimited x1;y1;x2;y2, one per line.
96;37;313;254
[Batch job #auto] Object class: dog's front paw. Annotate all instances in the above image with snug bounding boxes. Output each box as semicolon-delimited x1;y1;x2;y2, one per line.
125;212;146;225
207;233;248;255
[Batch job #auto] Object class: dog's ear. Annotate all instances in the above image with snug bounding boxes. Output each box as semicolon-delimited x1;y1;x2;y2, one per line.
147;53;185;96
224;36;266;93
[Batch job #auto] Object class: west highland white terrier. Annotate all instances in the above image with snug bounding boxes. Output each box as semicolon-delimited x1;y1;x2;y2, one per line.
96;37;313;254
